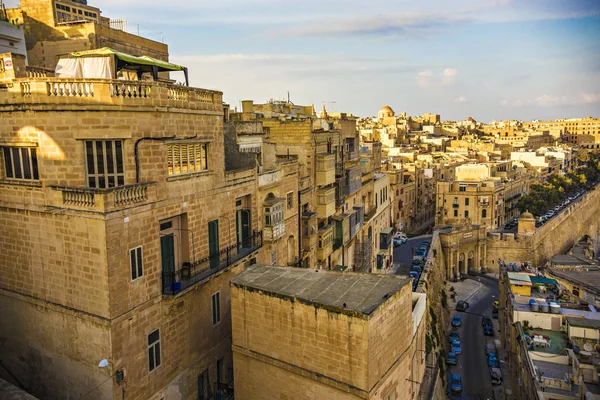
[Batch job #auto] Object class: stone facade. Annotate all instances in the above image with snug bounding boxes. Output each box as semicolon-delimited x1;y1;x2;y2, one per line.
0;52;265;399
7;0;168;70
230;266;426;400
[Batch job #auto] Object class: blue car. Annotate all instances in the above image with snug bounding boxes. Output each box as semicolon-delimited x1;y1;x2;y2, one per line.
409;271;419;281
447;352;457;365
488;352;499;367
484;324;494;336
448;330;460;343
451;340;462;355
452;315;462;327
448;373;463;396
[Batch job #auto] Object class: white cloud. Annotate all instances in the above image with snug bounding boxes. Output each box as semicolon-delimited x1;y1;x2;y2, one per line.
414;68;458;88
534;94;567;107
454;96;468;103
415;70;435;88
579;92;600;104
500;100;509;106
441;68;458;86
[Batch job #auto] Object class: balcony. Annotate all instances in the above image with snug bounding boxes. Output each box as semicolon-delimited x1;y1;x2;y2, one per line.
3;78;222;113
364;204;377;222
258;170;280;188
316;153;335;187
317;225;333;261
301;212;318;251
263;221;285;242
317;187;336;219
51;182;156;213
162;231;262;295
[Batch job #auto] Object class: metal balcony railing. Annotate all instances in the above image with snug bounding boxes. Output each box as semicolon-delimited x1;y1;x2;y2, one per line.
162;231;262;295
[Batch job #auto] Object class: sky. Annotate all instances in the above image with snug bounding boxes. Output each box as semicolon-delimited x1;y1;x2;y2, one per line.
7;0;600;122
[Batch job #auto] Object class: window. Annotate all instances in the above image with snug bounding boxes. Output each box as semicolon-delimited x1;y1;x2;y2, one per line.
212;292;221;325
85;140;124;188
148;329;161;372
217;357;224;386
198;369;211;400
271;250;276;265
465;198;470;206
130;246;143;280
265;201;284;227
454;210;458;217
459;185;466;192
3;147;39;180
465;210;469;218
286;192;293;210
167;143;208;176
482;209;487;218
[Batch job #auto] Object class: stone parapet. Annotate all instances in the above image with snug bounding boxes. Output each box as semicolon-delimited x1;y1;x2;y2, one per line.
0;78;223;113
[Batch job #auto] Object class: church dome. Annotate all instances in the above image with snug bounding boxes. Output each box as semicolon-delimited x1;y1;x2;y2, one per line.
378;105;394;119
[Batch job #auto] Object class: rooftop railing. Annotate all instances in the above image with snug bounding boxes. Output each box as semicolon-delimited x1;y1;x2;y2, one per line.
2;78;222;112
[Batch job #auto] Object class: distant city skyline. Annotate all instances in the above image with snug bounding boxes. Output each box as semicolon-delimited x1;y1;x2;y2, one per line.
6;0;600;121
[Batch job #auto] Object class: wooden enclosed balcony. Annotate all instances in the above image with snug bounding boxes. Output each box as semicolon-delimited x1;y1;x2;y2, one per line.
317;186;336;219
315;153;335;187
317;224;333;261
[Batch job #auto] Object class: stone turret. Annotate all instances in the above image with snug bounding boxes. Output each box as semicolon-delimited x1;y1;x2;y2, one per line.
518;210;535;234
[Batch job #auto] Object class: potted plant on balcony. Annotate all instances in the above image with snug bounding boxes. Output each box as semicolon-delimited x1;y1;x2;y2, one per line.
181;262;192;280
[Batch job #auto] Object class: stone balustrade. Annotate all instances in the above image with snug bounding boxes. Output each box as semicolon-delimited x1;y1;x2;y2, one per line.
52;182;156;213
2;78;222;112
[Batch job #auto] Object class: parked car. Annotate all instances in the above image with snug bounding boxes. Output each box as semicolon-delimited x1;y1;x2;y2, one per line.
451;340;462;355
409;271;419;281
456;300;469;312
490;367;503;385
447;352;458;365
448;374;463;396
412;265;423;274
452;315;462;327
448;330;460;343
488;352;499;368
393;238;403;247
484;324;494;336
482;316;492;327
394;232;407;243
485;343;496;355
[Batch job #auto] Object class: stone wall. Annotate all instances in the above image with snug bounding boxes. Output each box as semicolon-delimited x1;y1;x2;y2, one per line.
486;185;600;267
416;231;450;399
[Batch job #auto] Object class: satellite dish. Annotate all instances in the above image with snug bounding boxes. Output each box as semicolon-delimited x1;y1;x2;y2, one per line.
98;359;109;368
584;343;593;352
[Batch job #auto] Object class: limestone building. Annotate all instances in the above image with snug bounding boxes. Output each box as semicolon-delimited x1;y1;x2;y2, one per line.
436;162;531;229
231;265;427;400
6;0;168;70
231;101;386;272
0;50;265;399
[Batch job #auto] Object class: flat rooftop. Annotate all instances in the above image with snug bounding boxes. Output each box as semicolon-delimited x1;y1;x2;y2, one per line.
527;328;568;355
232;265;410;317
548;268;600;294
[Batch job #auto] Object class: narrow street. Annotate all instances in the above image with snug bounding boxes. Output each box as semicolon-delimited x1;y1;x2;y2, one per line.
392;234;432;276
448;274;502;400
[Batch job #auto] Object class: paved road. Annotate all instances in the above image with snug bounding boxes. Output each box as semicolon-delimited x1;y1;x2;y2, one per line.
448;274;499;400
392;234;432;276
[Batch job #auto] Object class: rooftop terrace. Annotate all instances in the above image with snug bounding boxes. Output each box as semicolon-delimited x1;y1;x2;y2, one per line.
231;265;410;317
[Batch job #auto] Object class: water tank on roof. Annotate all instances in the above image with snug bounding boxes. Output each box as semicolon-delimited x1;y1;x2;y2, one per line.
531;302;540;312
540;302;550;313
550;303;560;314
